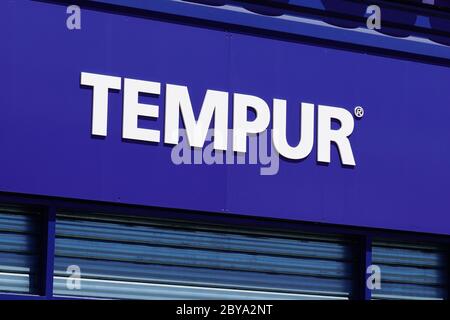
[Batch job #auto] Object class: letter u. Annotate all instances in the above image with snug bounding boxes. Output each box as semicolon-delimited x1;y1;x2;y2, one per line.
272;100;314;160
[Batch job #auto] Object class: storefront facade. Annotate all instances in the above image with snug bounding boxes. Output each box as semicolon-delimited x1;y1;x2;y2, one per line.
0;0;449;300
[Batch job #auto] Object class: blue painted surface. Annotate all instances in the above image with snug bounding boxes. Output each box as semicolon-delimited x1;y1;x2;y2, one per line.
1;1;450;235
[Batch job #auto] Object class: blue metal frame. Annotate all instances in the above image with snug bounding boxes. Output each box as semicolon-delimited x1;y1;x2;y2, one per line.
61;0;450;62
41;207;56;299
447;251;450;300
0;191;449;300
352;236;372;300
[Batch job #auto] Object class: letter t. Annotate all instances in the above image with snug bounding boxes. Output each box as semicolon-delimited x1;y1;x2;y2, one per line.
80;72;122;136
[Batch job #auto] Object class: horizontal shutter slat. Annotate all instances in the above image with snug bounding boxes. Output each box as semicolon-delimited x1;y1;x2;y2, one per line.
54;213;353;299
0;207;41;295
372;241;447;300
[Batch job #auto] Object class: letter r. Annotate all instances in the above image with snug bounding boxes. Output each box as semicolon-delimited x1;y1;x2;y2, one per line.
317;105;356;166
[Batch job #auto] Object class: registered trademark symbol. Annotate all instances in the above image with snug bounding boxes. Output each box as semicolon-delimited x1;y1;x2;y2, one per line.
354;106;364;118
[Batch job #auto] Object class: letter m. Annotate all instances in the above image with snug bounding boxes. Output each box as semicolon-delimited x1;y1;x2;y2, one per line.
164;84;228;150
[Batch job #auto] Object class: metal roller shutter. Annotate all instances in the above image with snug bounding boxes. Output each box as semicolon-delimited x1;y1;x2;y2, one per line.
372;240;448;300
53;213;354;299
0;206;41;295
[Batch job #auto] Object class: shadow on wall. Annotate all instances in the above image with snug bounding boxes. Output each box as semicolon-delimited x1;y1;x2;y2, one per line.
184;0;450;45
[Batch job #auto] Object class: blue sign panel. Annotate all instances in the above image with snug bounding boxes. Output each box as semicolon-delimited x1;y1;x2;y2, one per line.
1;1;450;234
